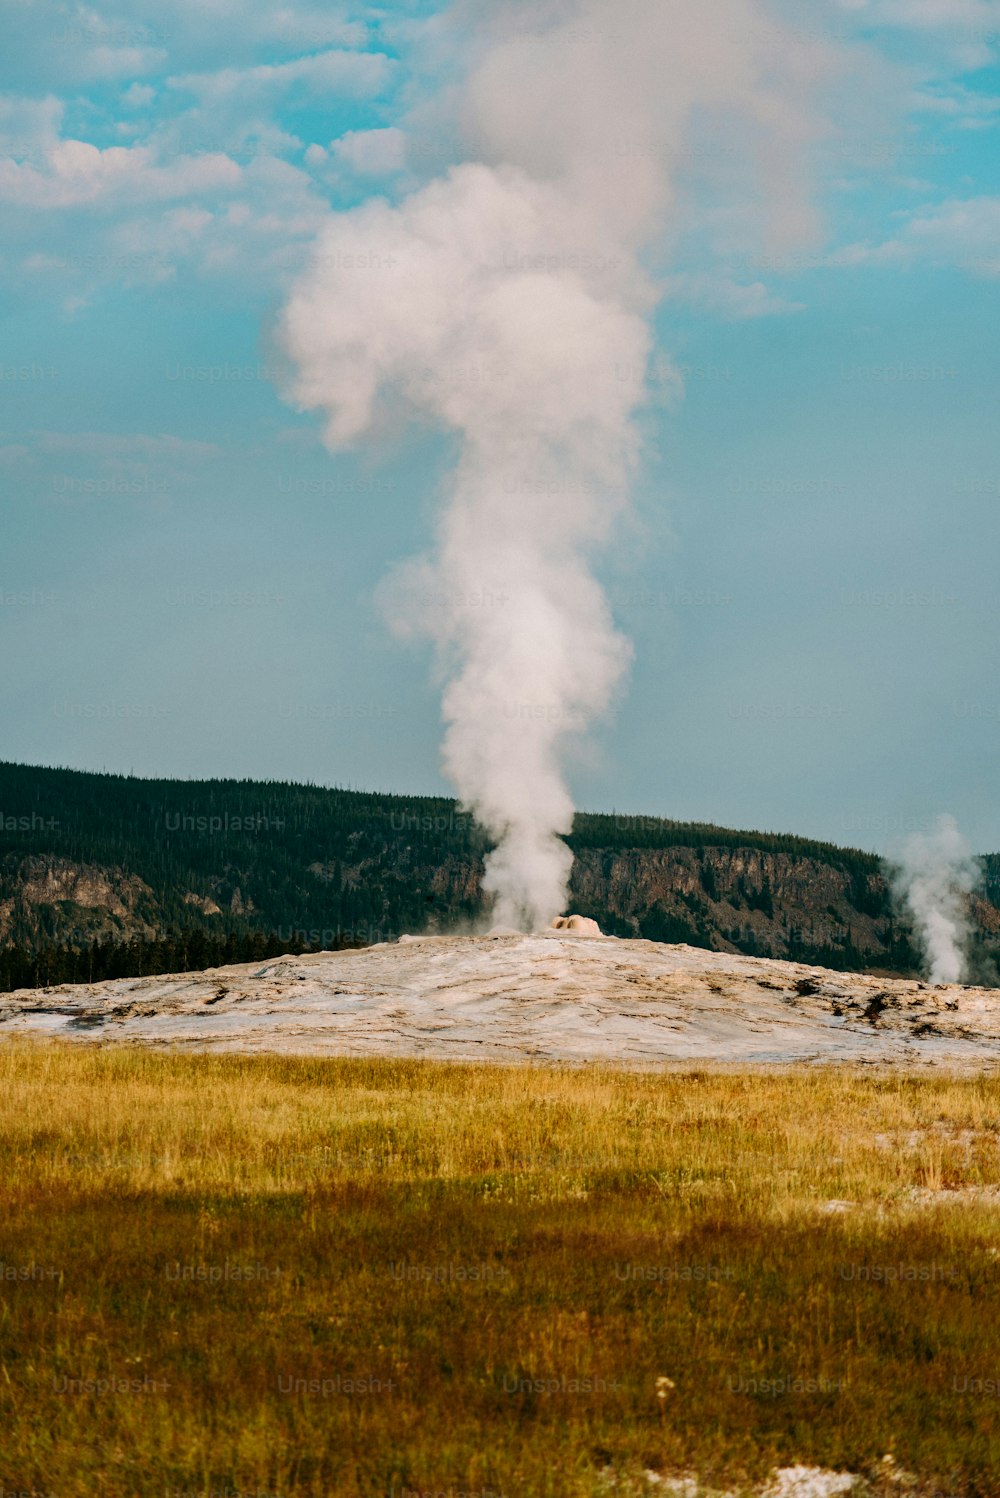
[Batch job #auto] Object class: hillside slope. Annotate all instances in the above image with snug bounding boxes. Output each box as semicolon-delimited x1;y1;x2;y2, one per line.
2;760;998;986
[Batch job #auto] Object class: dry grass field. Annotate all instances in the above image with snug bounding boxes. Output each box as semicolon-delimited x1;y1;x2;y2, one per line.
2;1044;1000;1496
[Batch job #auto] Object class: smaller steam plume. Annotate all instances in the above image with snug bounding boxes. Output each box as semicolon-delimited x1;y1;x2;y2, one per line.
887;814;980;986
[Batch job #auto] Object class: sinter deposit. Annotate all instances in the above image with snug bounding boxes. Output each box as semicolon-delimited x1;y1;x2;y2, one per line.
3;929;1000;1065
548;914;602;936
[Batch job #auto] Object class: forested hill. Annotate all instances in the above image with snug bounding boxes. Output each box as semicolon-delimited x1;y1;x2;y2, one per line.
2;760;999;989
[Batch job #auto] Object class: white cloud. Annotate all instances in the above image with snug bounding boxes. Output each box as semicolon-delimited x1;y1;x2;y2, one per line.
82;44;167;79
662;272;805;318
247;7;367;51
0;94;63;161
122;83;156;109
829;195;1000;275
903;194;1000;272
141;1;366;55
0;139;240;209
911;84;1000;127
839;0;1000;26
1;430;222;501
167;48;393;106
329;126;407;176
833;0;1000;64
106;153;328;281
826;238;909;267
148;47;395;162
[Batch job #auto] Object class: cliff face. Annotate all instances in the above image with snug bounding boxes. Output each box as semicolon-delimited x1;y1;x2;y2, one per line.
569;845;893;962
0;854;159;949
0;842;939;978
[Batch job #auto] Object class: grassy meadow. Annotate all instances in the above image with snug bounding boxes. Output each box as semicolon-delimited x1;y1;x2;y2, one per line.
2;1045;1000;1496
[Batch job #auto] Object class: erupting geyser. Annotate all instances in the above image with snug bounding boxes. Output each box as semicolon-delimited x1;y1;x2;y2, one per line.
280;0;825;932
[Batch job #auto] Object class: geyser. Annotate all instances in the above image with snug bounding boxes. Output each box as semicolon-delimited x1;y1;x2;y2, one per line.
280;0;825;931
888;814;980;986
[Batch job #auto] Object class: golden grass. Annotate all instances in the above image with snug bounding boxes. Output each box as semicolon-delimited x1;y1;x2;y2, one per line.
1;1043;1000;1496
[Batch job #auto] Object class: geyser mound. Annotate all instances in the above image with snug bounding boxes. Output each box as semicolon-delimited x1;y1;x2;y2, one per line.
5;936;998;1066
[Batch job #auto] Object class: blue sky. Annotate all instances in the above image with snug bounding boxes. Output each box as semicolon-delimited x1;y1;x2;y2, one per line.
1;0;999;855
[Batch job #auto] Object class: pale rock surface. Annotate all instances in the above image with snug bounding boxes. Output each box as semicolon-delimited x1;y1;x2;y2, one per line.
762;1471;856;1498
2;931;1000;1064
620;1465;857;1496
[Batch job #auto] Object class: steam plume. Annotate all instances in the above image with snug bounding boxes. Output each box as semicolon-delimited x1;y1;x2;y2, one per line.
888;814;980;985
280;0;826;930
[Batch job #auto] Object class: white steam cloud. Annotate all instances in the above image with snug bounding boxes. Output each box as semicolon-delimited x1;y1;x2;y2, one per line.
888;814;980;985
280;0;830;930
